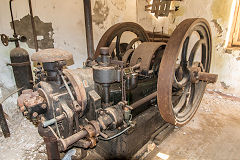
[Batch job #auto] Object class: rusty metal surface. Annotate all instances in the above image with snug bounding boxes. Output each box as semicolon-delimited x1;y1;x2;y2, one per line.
131;91;157;109
59;129;88;151
130;42;166;71
145;31;170;42
23;92;44;108
31;48;73;63
122;49;134;64
198;72;218;83
44;136;60;160
146;0;171;17
94;22;149;59
17;89;46;114
145;0;182;18
190;65;218;84
157;18;212;126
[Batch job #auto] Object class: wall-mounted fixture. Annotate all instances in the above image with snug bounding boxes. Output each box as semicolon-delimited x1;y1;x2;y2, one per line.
145;0;182;18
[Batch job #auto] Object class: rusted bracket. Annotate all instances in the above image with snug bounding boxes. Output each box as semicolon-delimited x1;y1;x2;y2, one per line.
145;0;182;18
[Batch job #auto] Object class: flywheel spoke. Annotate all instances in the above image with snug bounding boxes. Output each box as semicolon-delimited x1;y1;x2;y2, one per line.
116;33;123;60
173;85;190;114
180;37;190;71
188;39;204;66
177;83;195;118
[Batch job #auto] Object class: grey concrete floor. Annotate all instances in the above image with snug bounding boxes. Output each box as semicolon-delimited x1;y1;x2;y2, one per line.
1;89;240;160
144;89;240;160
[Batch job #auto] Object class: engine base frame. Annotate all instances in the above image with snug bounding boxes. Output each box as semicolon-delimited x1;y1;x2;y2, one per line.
96;105;165;159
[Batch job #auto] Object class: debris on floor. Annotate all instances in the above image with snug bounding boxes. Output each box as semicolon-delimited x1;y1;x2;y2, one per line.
144;89;240;160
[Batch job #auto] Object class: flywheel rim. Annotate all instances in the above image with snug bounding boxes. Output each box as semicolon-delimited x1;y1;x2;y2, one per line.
94;22;149;60
157;18;212;127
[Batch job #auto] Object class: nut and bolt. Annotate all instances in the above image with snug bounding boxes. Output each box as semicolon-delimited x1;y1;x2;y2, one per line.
41;104;47;109
99;110;104;115
33;112;38;117
23;111;28;116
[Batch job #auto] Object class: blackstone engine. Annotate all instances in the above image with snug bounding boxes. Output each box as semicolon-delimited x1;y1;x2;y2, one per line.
17;18;218;159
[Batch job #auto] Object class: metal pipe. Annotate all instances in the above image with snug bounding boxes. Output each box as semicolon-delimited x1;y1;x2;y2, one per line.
9;0;19;47
0;103;10;138
44;136;60;160
83;0;94;60
42;114;65;128
198;72;218;83
102;84;110;104
28;0;39;52
131;91;157;109
59;130;88;151
38;125;61;160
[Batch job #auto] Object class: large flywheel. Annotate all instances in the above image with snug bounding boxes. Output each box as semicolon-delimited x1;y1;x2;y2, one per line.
157;18;217;127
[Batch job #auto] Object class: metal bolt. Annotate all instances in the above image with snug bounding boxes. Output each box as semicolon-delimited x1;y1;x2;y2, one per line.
33;112;38;117
56;108;60;112
41;116;46;121
41;104;47;109
23;111;28;116
99;110;104;115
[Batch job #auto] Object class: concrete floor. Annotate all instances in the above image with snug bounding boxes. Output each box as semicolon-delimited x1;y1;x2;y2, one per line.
1;88;240;159
144;89;240;160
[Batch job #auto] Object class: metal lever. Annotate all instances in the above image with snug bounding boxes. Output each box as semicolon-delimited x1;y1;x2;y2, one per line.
42;114;65;128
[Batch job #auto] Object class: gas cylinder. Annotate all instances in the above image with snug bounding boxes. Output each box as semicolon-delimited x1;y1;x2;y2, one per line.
9;47;33;94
